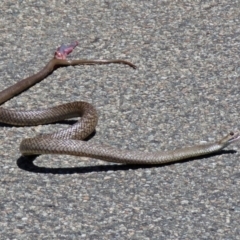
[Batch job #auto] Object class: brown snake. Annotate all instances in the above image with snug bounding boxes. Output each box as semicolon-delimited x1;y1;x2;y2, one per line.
0;42;239;165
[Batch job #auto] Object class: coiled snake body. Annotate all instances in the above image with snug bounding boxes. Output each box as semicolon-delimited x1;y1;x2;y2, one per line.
0;42;239;165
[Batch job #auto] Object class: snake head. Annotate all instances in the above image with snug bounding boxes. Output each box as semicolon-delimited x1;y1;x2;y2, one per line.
219;131;240;147
54;41;78;59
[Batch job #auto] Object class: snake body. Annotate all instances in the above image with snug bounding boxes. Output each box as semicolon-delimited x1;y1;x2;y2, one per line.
0;42;239;165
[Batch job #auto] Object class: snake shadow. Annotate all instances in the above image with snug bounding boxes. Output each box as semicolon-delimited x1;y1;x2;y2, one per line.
16;150;237;174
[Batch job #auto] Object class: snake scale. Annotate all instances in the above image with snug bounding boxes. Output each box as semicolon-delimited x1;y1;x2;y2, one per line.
0;42;239;165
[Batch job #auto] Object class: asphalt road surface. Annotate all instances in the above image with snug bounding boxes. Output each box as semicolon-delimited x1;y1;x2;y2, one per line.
0;1;240;239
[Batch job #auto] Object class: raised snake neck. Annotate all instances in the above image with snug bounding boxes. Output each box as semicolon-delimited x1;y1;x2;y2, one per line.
0;42;239;165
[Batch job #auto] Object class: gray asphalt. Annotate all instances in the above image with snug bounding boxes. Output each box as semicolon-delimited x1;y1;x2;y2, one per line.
0;1;240;239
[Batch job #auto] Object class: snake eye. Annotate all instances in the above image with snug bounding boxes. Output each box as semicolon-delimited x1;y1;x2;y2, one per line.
230;131;234;136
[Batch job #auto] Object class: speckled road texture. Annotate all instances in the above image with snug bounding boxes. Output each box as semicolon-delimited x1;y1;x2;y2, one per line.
0;1;240;239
